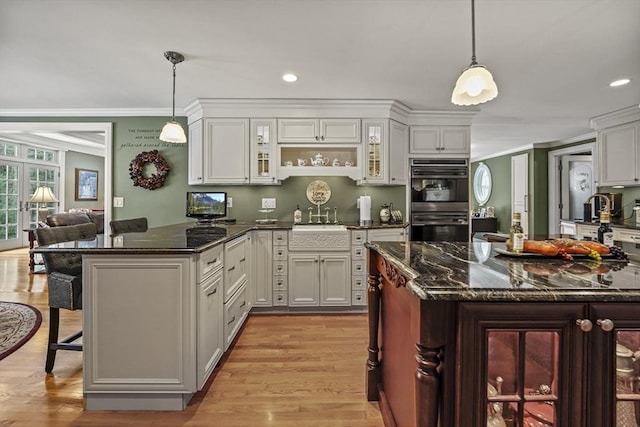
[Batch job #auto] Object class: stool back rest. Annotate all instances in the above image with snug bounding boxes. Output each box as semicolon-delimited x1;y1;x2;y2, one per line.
46;212;92;227
110;217;148;235
34;223;97;276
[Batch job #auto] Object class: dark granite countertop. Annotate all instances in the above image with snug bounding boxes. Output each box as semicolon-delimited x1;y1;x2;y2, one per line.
31;221;408;255
366;240;640;302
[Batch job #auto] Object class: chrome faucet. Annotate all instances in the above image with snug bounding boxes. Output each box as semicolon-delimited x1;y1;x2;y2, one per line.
309;203;330;223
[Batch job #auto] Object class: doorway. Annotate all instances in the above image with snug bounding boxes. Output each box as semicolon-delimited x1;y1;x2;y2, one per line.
511;153;529;237
547;142;595;235
0;122;112;249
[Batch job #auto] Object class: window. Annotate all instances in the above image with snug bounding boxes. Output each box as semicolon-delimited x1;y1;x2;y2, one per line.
473;163;492;206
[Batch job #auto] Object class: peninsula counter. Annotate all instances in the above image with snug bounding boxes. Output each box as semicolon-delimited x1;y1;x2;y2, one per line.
366;240;640;427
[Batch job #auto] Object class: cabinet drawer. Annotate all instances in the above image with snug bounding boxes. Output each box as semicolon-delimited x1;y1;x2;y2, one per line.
273;230;288;246
273;291;288;306
224;235;249;302
273;246;288;260
198;245;223;282
352;260;366;276
614;228;640;243
352;230;366;245
224;283;248;350
273;261;288;276
351;245;365;259
273;276;288;291
352;291;367;306
352;276;366;290
576;224;599;239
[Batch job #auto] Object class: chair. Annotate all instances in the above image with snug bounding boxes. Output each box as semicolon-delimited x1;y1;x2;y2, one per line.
46;212;104;234
34;222;98;373
109;217;148;235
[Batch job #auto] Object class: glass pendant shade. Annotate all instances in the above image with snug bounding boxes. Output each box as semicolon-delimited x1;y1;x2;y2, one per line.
452;64;498;106
160;120;187;143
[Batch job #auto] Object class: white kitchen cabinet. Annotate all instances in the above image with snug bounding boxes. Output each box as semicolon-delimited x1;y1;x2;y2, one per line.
223;281;249;350
614;227;640;244
191;118;250;184
409;125;470;156
250;119;279;184
250;230;272;307
277;118;361;143
197;265;223;390
224;233;250;303
367;225;409;242
559;220;577;236
576;222;599;240
277;143;362;181
360;119;408;185
597;121;640;187
188;119;204;184
388;120;409;184
288;253;350;307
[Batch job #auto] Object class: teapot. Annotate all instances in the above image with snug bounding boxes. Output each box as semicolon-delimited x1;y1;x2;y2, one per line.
311;153;329;166
379;204;391;223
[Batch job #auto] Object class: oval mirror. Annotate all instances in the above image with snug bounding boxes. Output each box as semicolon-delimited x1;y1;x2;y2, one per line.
473;163;492;206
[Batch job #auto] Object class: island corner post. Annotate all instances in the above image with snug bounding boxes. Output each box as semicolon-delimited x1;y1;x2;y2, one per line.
366;246;455;427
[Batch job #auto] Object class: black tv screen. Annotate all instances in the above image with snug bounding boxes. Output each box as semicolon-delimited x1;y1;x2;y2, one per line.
186;192;227;220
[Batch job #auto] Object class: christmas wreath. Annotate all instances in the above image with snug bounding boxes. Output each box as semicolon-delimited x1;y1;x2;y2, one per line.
128;150;171;190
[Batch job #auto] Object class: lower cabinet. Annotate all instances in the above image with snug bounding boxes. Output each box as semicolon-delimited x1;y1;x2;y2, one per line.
223;281;249;351
288;253;351;307
197;267;223;390
457;302;640;427
250;230;272;307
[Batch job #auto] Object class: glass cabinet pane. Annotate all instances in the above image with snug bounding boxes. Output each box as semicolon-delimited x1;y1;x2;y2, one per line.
367;124;382;179
256;124;271;176
615;330;640;427
486;330;560;427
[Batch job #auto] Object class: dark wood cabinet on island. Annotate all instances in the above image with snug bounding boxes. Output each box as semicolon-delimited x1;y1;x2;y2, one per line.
366;240;640;427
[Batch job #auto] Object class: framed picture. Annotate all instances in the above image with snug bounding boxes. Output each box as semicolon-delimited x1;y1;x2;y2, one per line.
75;168;98;201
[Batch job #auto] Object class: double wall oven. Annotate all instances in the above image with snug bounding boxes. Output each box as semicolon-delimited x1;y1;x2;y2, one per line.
410;159;469;241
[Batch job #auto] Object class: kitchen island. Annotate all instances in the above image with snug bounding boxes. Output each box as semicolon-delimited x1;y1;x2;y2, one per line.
366;240;640;427
32;220;407;411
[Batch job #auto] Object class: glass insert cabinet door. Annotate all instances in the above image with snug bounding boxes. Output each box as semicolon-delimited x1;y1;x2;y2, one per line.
250;119;277;183
362;120;386;183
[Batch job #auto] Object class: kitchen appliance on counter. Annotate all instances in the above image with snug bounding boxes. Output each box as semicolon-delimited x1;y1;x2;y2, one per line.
410;159;469;241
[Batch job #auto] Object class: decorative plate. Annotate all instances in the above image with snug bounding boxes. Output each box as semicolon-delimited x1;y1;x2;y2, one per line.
306;180;331;205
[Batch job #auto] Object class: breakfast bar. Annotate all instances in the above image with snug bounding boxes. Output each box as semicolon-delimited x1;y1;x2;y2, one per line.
366;240;640;427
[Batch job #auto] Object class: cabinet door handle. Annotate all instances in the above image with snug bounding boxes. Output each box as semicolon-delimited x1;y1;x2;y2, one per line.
240;257;246;262
576;319;593;332
228;266;235;271
597;318;614;332
227;315;236;325
240;301;246;308
206;287;218;297
207;258;218;265
320;135;325;141
315;136;319;141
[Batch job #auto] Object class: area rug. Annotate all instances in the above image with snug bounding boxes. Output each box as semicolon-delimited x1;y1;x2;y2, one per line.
0;301;42;361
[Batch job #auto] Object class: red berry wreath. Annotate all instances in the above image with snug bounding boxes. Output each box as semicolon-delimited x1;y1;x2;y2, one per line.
129;150;171;190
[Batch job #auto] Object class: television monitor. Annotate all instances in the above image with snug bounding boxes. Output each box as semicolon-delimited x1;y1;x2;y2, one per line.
186;191;227;222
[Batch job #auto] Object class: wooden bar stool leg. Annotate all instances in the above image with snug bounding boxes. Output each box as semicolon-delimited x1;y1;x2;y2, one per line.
45;307;60;373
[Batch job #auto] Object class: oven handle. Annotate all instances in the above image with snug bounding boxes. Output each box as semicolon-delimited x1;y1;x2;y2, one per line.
411;217;469;226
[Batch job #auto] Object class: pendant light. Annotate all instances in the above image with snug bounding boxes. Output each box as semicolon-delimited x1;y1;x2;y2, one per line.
451;0;498;106
159;51;187;143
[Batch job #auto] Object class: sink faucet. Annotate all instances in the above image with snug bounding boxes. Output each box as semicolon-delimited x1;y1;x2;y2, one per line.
309;203;330;223
585;193;612;216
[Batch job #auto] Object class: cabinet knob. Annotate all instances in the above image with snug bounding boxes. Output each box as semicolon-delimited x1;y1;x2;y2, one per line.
597;318;614;332
576;319;593;332
320;136;325;141
391;177;396;181
315;136;319;141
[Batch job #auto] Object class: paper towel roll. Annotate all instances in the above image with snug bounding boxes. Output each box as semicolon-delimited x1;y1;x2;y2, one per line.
359;195;371;225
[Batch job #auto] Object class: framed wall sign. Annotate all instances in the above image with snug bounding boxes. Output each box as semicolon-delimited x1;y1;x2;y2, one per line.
75;168;98;201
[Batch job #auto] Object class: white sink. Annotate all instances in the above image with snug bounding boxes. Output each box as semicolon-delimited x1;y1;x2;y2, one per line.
292;224;347;232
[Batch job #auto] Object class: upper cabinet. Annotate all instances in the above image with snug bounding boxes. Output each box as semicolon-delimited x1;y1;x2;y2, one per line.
591;106;640;187
277;119;361;143
250;119;279;184
359;119;408;185
189;118;250;185
409;125;470;156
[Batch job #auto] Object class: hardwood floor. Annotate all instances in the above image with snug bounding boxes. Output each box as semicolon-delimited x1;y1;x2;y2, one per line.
0;248;383;426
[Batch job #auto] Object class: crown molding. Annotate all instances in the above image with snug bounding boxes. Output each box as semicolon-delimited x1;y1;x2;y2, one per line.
0;108;181;117
589;105;640;130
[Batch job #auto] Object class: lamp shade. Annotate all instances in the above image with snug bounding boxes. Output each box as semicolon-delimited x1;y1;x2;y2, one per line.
451;64;498;106
29;185;58;203
159;120;187;143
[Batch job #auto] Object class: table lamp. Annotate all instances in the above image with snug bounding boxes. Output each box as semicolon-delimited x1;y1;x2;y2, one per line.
29;185;58;223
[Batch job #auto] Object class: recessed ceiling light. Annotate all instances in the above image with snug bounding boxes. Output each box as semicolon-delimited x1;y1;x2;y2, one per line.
282;73;298;83
609;78;630;87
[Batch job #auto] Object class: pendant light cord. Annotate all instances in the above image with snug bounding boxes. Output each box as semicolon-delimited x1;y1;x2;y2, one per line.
470;0;477;66
171;63;177;121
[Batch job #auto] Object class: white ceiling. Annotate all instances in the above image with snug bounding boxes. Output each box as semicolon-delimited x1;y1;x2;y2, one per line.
1;0;638;161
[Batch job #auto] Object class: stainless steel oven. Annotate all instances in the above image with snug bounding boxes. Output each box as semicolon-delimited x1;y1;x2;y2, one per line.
410;159;469;241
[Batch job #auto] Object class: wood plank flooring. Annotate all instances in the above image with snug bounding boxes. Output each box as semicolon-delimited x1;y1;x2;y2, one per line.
0;248;383;427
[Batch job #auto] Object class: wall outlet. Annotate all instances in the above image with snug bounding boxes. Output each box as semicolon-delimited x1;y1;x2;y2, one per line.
113;196;124;207
227;197;233;208
262;198;276;209
635;199;640;206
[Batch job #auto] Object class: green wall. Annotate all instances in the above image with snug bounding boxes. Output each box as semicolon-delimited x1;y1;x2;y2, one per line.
1;116;405;227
